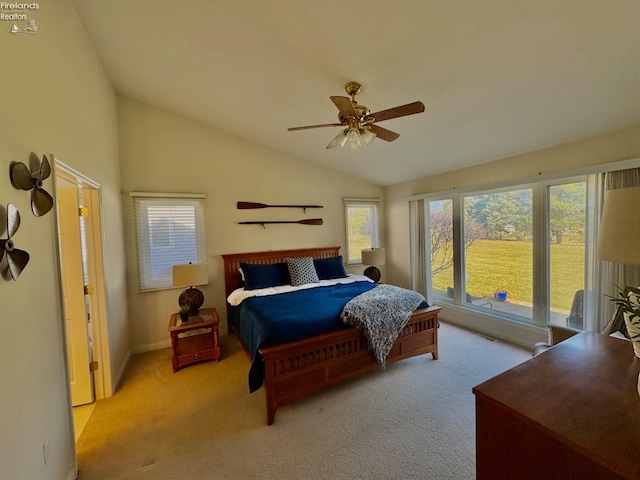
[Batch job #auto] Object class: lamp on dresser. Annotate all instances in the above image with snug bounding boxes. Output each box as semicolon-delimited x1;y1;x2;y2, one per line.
361;248;385;283
172;262;209;316
595;185;640;360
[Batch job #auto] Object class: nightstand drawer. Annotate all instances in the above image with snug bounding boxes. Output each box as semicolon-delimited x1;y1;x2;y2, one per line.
177;350;215;366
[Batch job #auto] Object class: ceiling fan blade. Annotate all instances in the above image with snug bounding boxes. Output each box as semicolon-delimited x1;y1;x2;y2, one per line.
370;101;425;123
288;123;343;131
368;124;400;142
330;96;358;119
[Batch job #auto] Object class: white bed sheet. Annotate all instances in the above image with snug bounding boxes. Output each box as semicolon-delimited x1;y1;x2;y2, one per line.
227;273;373;306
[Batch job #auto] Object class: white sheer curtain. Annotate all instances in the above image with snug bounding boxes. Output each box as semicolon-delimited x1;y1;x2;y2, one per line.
409;200;427;298
595;167;640;331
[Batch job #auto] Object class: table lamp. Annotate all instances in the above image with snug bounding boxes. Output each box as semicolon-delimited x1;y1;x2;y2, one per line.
361;248;385;283
595;185;640;361
172;262;208;315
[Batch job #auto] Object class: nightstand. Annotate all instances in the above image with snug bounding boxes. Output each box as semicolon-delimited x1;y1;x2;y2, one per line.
168;307;221;372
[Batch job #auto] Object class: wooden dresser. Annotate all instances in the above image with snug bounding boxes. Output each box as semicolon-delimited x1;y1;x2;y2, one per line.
473;332;640;480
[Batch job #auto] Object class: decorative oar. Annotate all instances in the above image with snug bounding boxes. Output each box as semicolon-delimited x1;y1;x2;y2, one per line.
237;201;323;213
238;218;323;228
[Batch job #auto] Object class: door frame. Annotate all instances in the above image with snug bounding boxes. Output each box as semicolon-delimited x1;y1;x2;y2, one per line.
53;157;113;401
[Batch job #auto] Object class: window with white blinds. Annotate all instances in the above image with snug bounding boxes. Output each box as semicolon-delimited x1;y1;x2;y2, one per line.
344;199;380;264
131;193;207;290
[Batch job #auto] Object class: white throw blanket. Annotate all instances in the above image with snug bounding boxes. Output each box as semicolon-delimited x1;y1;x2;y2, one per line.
340;284;426;366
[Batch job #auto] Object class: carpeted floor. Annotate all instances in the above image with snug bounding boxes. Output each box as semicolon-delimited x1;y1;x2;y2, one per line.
76;322;530;479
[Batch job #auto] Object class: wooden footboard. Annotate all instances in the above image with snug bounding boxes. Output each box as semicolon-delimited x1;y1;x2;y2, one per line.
260;305;440;425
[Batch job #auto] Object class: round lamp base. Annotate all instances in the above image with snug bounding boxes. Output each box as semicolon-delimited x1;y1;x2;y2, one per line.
363;266;381;283
179;287;204;315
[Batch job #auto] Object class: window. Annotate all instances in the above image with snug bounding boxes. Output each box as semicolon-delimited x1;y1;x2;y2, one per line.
548;181;586;328
463;187;533;318
418;175;594;328
344;199;380;264
413;162;640;335
429;199;454;298
131;193;207;290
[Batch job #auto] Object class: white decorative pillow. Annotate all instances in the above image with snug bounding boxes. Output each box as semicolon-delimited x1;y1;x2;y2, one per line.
286;256;320;286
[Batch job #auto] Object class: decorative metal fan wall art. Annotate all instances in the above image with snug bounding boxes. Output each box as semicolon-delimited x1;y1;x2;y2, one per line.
0;203;30;280
10;153;54;217
287;81;425;150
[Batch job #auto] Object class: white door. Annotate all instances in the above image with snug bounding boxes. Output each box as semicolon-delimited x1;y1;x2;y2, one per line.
57;187;94;406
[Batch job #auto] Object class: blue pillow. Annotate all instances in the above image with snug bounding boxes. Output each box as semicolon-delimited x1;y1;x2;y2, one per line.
314;256;348;280
239;262;291;290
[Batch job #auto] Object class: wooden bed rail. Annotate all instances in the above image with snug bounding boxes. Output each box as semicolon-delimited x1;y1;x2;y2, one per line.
260;306;440;425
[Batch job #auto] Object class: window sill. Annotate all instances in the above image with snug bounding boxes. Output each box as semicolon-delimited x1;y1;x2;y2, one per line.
136;283;209;294
435;300;547;349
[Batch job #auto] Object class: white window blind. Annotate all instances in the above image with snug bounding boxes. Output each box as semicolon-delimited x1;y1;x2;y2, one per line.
131;193;207;290
344;199;380;264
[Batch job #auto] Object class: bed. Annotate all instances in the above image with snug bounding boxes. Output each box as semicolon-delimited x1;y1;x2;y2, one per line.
221;246;440;425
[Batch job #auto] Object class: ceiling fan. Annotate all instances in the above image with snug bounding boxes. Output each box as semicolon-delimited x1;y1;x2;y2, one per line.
287;81;425;150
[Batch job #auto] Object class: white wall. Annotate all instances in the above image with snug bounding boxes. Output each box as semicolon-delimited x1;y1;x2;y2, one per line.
385;125;640;346
117;96;384;351
0;2;128;478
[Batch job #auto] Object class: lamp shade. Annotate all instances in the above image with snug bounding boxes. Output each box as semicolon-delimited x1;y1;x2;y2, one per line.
361;248;385;266
172;263;208;287
596;186;640;265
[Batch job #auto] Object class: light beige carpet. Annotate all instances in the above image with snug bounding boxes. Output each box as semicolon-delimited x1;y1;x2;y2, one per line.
76;322;530;479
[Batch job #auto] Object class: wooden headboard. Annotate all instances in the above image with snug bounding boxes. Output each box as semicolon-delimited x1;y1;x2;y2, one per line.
221;246;341;299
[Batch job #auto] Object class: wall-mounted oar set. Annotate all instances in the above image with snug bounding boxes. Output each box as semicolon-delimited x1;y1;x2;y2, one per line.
237;201;323;228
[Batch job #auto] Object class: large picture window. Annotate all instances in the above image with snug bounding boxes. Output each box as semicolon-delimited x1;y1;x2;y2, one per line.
131;193;207;290
426;181;582;326
413;163;640;337
413;170;613;330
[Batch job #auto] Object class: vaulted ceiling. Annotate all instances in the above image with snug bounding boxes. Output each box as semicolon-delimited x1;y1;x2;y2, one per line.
71;0;640;186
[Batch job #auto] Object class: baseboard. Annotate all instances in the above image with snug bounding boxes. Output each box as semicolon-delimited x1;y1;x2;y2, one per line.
65;463;78;480
131;339;171;354
113;351;131;393
113;341;169;391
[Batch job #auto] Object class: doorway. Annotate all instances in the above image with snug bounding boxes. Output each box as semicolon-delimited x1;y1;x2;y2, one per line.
54;159;112;412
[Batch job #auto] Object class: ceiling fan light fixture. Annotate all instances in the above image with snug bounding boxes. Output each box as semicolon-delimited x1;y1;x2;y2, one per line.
361;127;376;145
347;127;362;149
347;127;360;141
326;129;348;149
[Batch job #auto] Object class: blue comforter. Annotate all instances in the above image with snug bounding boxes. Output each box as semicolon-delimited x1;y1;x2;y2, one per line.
233;281;428;392
237;282;376;392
